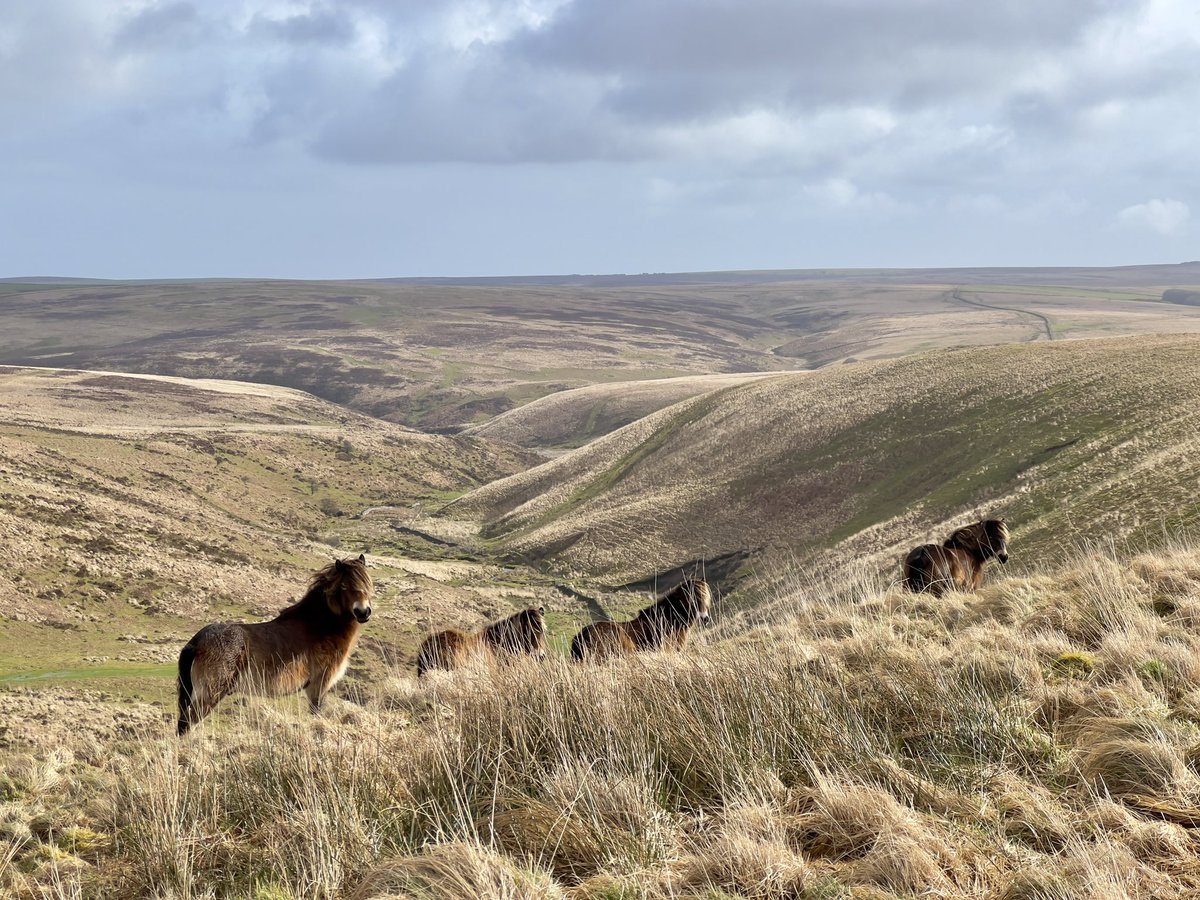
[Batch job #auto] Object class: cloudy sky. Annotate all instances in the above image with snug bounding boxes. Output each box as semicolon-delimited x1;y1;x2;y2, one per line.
1;0;1197;278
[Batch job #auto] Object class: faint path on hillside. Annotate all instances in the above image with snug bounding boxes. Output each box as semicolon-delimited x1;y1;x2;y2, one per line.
951;288;1055;341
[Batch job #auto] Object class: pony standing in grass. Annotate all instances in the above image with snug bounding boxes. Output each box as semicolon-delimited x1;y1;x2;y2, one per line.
902;519;1009;597
571;578;712;662
177;554;373;735
416;606;547;677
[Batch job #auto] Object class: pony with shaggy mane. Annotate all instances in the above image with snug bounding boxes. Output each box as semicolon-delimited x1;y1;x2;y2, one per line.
902;519;1010;597
177;555;372;735
571;578;713;662
416;606;547;677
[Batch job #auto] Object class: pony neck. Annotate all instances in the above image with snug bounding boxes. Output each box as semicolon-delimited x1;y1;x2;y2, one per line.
637;596;689;629
281;585;351;628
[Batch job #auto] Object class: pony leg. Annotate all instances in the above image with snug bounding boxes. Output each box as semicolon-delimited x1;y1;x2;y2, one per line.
305;667;341;713
179;687;225;735
305;673;325;712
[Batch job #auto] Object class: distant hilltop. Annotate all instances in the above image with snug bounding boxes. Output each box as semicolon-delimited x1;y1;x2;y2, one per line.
5;261;1200;288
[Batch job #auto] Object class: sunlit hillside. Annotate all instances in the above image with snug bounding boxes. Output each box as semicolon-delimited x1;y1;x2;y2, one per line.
460;334;1200;584
467;371;789;450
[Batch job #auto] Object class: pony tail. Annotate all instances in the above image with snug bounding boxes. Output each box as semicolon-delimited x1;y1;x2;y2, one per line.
904;546;934;593
177;641;197;736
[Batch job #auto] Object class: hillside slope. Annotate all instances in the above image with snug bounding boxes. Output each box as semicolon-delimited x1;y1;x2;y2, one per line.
466;371;790;449
0;367;539;692
457;334;1200;582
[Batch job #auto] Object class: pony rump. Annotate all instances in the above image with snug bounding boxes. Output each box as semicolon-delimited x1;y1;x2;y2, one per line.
176;642;198;736
481;606;547;656
416;606;547;678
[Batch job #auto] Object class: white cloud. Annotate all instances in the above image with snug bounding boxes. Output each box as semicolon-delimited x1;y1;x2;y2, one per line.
805;178;901;215
1118;198;1191;235
3;0;1200;276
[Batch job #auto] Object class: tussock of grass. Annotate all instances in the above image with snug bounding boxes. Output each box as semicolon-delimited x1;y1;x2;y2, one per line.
13;543;1200;897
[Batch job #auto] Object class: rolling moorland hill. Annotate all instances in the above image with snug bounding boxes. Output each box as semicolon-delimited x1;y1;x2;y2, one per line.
458;334;1200;586
3;270;1200;430
0;365;546;699
466;371;790;450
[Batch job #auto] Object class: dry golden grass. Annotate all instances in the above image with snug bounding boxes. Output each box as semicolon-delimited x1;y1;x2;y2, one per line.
8;541;1200;898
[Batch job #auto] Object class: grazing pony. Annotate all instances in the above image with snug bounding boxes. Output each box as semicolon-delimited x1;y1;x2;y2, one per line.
571;578;713;662
177;555;373;735
902;519;1009;597
416;606;547;677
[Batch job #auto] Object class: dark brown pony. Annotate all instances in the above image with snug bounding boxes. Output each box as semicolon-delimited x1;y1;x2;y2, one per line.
571;578;713;662
902;519;1010;597
177;555;373;735
416;606;547;677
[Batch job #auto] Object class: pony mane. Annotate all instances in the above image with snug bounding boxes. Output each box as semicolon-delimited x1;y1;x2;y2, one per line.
943;519;1008;553
481;607;546;652
639;578;712;625
301;556;372;606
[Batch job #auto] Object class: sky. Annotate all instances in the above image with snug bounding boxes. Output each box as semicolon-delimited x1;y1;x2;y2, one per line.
1;0;1198;278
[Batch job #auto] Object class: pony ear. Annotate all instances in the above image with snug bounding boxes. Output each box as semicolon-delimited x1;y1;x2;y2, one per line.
357;553;366;563
334;558;345;570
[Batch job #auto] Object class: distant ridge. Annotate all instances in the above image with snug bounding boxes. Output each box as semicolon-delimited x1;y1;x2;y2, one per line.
5;262;1200;288
0;276;116;285
368;261;1200;288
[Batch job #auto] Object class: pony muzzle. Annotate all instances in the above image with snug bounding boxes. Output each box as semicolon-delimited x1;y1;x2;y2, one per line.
353;606;372;623
998;553;1009;564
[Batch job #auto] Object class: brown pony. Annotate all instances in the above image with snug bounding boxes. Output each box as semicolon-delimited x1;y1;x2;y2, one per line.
571;578;713;662
177;555;373;735
416;606;547;677
902;519;1010;597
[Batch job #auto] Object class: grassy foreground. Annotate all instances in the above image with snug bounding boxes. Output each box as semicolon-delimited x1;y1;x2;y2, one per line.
7;542;1200;898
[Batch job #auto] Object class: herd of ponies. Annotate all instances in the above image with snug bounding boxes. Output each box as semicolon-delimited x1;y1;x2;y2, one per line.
176;518;1010;735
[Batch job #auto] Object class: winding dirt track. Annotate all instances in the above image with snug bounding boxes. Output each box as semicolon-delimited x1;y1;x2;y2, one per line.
951;288;1055;341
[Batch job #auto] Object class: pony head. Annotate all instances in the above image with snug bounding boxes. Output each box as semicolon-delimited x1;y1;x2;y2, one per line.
678;578;713;625
944;519;1010;564
320;554;373;623
519;606;548;657
984;519;1010;564
492;606;547;657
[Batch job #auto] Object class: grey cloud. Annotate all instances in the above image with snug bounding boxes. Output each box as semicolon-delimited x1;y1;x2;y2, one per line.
303;0;1172;170
312;48;645;164
249;7;358;46
512;0;1130;111
114;2;201;52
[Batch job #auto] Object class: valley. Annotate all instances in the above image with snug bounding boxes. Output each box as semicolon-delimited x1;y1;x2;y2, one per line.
4;266;1200;898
